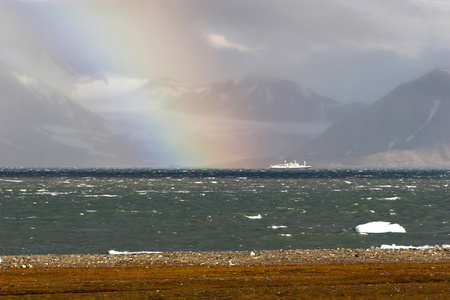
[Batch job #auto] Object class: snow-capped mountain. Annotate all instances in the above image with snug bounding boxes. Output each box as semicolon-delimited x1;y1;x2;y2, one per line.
5;51;80;97
0;60;135;167
72;74;194;112
164;77;342;122
140;78;194;102
291;69;450;168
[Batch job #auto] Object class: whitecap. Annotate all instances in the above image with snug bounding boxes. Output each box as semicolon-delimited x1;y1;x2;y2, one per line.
278;234;292;237
268;225;287;229
77;184;94;188
1;179;23;183
356;221;406;233
85;194;118;198
380;197;401;201
36;191;67;196
245;214;262;219
175;190;190;194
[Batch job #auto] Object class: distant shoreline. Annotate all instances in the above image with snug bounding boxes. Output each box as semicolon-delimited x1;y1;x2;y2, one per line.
2;248;449;268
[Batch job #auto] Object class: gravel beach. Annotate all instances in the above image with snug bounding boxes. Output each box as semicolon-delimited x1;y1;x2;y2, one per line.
2;248;449;298
2;247;449;268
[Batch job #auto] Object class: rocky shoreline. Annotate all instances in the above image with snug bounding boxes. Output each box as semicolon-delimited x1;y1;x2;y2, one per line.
2;247;450;268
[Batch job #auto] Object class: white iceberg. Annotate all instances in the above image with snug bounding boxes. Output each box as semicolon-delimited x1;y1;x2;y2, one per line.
356;221;406;234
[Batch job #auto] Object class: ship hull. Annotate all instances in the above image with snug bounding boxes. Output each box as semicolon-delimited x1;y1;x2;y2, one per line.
269;161;311;169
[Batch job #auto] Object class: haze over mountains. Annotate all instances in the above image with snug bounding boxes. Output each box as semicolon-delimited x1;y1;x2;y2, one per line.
1;51;450;168
166;77;336;122
0;60;137;167
290;69;450;168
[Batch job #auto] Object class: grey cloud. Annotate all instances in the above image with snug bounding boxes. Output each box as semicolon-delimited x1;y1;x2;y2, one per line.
3;0;450;104
185;0;450;103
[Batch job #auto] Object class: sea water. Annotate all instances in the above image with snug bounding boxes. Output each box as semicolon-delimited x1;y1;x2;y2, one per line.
0;169;449;255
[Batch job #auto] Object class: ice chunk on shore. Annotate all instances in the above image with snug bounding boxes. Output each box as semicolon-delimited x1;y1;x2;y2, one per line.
356;221;406;233
109;250;162;255
380;244;450;249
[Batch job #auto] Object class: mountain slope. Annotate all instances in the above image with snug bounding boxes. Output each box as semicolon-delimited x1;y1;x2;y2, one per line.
291;69;450;168
140;78;194;101
164;77;341;122
0;61;134;167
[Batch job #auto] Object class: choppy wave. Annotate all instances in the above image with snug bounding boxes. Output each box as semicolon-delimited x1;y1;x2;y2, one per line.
1;168;449;255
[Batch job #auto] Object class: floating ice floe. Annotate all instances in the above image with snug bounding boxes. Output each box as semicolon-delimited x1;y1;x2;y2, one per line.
356;221;406;234
108;250;162;255
245;214;262;219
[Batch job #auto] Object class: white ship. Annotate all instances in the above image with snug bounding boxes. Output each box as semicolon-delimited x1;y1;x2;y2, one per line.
269;160;311;169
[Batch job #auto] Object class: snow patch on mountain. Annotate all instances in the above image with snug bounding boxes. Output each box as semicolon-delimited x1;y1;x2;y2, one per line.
388;138;399;151
73;72;149;100
142;78;194;101
36;125;113;157
439;68;450;75
14;72;54;102
296;82;313;98
0;137;33;152
406;99;441;143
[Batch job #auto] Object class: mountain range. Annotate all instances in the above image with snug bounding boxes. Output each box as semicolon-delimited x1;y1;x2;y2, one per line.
0;59;136;167
289;69;450;168
1;51;450;168
164;76;364;123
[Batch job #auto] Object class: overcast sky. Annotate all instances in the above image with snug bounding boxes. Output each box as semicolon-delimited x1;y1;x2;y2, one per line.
2;0;450;104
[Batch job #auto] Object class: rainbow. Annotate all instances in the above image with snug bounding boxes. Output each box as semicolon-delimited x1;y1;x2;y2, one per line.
117;107;255;167
4;1;265;167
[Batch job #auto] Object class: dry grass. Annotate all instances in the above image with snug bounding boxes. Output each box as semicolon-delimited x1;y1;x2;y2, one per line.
1;262;449;299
